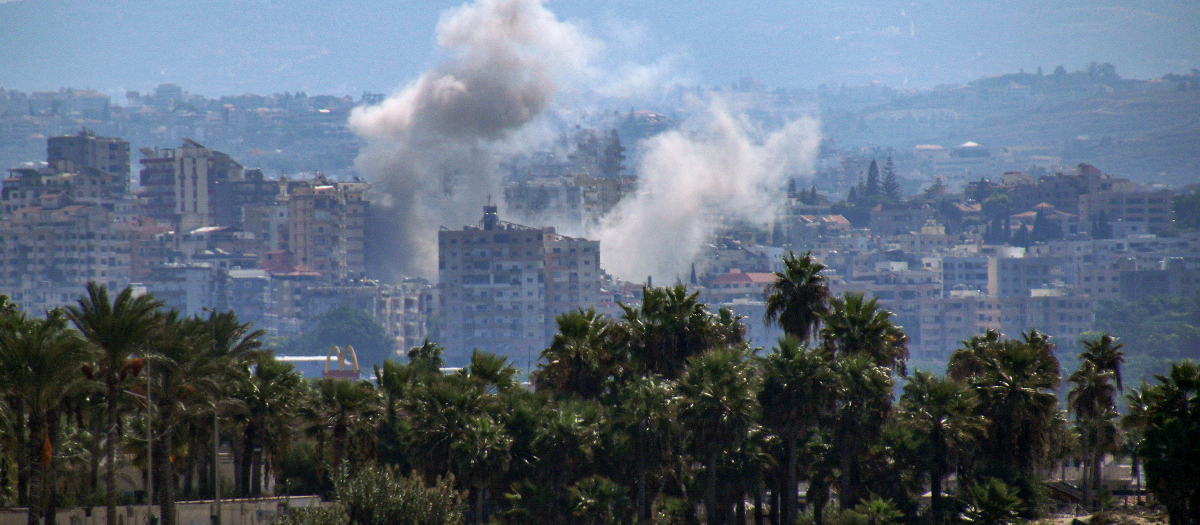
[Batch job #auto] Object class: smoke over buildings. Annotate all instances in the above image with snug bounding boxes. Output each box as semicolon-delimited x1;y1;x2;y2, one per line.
594;99;821;282
352;0;821;283
349;0;597;279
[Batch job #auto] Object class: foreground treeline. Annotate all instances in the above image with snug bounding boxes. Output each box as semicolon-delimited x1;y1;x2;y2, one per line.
2;254;1200;525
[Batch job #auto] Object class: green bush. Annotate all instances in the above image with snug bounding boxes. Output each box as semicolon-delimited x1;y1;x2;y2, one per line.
282;466;465;525
961;478;1021;525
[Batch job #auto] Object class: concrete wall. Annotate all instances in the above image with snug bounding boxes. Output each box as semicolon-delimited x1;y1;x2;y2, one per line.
0;496;323;525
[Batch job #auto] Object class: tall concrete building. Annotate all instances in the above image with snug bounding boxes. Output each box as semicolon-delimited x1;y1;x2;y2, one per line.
0;193;133;313
437;205;601;365
284;175;368;279
47;130;131;194
138;139;243;230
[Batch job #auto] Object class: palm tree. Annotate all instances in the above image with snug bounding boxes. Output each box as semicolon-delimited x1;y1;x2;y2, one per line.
1080;334;1126;391
457;350;520;393
535;308;619;399
1132;362;1200;525
232;355;301;496
197;309;271;497
0;308;91;525
962;478;1022;525
376;340;447;422
306;379;381;474
963;336;1060;482
528;398;603;492
402;371;521;523
947;330;1003;382
403;376;487;480
1121;387;1150;503
897;371;986;524
757;338;837;525
205;309;266;362
65;283;163;525
452;414;512;524
147;311;233;525
820;292;909;376
621;285;744;379
831;354;894;508
612;375;678;523
1067;360;1120;509
676;347;759;525
764;251;830;342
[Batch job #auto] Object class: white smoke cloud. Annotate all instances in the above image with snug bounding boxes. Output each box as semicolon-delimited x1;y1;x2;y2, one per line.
349;0;598;279
593;97;821;282
351;0;822;284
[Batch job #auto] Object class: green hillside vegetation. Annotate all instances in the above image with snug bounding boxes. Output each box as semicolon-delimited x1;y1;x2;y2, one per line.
1094;296;1200;385
2;256;1199;525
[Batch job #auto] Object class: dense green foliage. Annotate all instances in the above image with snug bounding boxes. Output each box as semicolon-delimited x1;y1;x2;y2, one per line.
1;272;1198;525
1094;295;1200;386
282;305;395;368
1130;362;1200;525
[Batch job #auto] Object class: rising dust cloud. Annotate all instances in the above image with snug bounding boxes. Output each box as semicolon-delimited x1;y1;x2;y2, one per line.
349;0;597;279
594;100;821;282
352;0;821;283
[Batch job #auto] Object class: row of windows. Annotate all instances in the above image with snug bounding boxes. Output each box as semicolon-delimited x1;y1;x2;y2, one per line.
443;235;541;245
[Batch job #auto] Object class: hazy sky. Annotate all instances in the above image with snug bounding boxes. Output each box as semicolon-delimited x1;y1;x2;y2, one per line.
2;0;1198;97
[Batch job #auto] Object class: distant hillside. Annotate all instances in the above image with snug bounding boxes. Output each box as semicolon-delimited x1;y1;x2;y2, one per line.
821;69;1200;185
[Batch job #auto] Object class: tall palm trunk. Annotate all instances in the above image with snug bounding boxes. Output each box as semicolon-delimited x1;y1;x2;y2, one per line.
474;484;485;525
182;424;196;499
929;430;947;525
636;469;648;523
251;445;264;497
929;468;945;525
239;424;254;496
332;420;348;469
44;410;62;525
105;379;119;525
705;451;720;525
89;412;101;496
158;404;178;525
770;486;779;525
808;474;830;525
782;438;797;525
26;411;44;525
13;401;29;508
754;490;764;525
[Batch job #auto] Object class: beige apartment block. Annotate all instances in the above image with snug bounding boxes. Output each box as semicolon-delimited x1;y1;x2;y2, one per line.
0;196;132;312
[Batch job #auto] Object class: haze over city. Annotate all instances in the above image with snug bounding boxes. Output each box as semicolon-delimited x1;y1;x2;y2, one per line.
3;0;1199;96
5;1;1200;524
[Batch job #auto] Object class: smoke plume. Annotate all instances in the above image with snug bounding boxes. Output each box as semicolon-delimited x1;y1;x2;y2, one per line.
350;0;597;279
594;97;821;282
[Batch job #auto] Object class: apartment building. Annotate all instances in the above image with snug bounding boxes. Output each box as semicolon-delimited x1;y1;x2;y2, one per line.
940;255;997;296
285;176;368;279
1079;190;1175;235
914;291;1001;358
998;291;1094;346
138;139;244;230
0;195;132;313
996;256;1064;298
46;130;131;193
438;205;602;364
